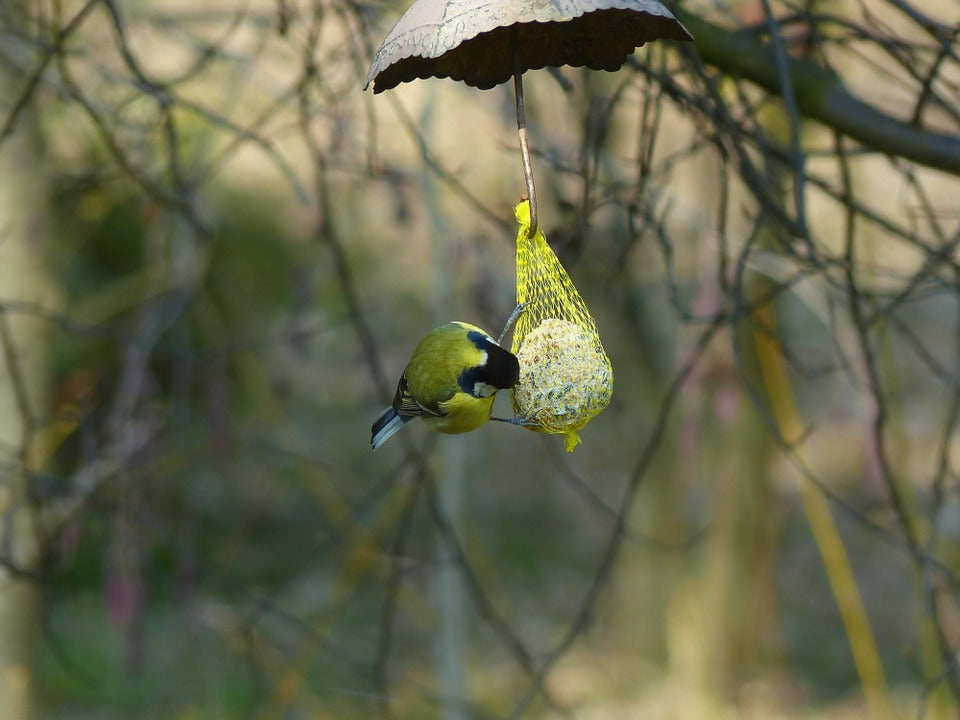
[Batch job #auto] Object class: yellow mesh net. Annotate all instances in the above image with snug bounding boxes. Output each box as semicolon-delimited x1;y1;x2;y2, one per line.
509;200;613;451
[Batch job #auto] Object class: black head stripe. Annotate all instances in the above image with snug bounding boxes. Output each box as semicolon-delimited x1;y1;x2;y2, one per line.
457;342;519;396
458;364;486;396
466;330;491;350
485;343;520;390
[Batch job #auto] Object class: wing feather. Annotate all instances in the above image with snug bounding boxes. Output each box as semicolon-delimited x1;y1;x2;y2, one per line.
395;372;444;418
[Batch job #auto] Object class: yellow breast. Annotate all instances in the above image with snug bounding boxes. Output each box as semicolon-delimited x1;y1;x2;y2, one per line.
423;392;495;434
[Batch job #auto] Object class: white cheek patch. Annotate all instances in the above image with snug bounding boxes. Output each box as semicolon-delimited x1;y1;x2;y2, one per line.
473;352;491;397
474;382;498;398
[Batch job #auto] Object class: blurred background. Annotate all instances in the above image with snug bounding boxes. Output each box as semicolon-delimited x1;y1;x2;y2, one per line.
1;0;960;717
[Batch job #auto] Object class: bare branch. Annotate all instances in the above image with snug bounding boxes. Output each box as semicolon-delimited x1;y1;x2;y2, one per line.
679;10;960;174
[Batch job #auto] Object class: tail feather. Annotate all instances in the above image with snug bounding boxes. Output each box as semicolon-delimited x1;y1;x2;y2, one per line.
371;407;410;449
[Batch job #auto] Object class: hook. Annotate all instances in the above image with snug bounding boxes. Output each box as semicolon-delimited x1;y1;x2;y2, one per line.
512;37;538;239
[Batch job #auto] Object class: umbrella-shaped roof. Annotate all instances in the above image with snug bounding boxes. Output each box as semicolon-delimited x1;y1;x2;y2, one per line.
365;0;692;93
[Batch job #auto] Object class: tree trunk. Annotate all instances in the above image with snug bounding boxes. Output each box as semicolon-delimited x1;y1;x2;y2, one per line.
0;4;51;716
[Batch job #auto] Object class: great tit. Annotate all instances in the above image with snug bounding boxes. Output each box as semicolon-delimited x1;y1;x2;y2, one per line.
370;321;520;449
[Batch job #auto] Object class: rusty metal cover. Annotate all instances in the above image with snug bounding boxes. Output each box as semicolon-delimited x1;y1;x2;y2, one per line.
365;0;692;92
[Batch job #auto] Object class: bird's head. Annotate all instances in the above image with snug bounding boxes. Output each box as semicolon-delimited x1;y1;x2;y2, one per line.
455;326;520;398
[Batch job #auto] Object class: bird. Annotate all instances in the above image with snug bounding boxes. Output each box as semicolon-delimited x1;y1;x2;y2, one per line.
371;321;520;449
